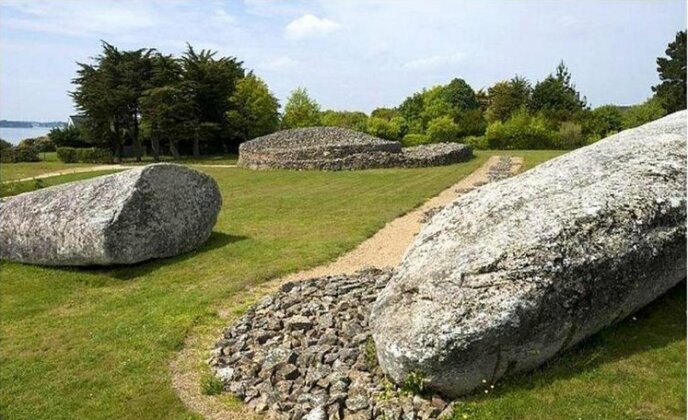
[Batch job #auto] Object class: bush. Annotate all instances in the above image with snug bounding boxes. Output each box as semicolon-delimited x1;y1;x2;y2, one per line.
34;136;56;152
366;116;407;141
401;133;430;147
555;122;585;149
57;147;113;163
76;148;114;163
463;135;488;150
427;116;460;143
56;147;78;163
1;141;40;163
485;111;558;149
622;97;667;129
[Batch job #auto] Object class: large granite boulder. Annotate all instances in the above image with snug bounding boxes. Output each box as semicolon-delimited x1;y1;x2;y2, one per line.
0;163;222;266
371;111;687;397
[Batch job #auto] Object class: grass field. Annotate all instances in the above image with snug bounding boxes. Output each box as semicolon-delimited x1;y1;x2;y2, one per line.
0;153;238;182
1;149;684;420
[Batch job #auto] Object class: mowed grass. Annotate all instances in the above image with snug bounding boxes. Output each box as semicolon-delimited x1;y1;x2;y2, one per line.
0;156;489;419
0;160;96;182
0;153;238;182
0;170;121;197
2;149;683;419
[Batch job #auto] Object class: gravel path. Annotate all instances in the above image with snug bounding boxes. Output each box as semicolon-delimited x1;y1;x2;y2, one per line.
170;155;523;420
280;155;522;281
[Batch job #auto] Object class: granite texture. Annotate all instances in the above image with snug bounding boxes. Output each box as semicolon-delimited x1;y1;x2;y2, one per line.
0;163;222;266
371;111;687;397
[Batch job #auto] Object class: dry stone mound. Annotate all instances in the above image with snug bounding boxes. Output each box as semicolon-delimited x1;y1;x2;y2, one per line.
0;163;221;266
238;127;472;170
371;111;687;397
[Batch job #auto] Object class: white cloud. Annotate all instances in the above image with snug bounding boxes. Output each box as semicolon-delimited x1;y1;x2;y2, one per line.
403;52;466;71
285;14;341;40
258;56;300;71
1;1;158;37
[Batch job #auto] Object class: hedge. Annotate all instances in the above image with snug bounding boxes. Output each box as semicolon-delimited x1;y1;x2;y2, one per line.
56;147;113;164
1;144;40;163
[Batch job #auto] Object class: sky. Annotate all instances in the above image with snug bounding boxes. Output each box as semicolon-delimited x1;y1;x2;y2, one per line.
0;0;685;121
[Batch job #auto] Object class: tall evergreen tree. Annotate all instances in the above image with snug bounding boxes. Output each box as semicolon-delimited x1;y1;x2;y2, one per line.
652;30;687;113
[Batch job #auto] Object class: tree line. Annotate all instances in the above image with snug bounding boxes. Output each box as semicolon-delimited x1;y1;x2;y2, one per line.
49;30;685;162
56;42;279;162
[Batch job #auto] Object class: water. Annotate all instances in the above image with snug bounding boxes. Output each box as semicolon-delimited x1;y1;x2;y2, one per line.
0;127;54;145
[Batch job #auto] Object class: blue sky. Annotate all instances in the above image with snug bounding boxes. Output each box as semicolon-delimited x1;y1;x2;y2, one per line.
1;0;685;121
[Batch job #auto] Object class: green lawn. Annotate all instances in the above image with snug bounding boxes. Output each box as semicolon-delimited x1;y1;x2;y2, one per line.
1;150;684;420
0;161;97;182
0;154;238;182
0;156;489;419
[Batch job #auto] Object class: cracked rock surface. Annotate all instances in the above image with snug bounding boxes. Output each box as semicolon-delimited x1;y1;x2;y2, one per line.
0;163;221;266
371;111;688;397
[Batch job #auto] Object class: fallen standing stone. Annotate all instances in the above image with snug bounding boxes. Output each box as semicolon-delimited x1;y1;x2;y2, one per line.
0;163;222;266
371;111;687;397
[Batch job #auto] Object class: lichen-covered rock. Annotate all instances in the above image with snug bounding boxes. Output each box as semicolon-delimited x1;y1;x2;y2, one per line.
238;126;472;170
371;111;687;397
0;163;221;266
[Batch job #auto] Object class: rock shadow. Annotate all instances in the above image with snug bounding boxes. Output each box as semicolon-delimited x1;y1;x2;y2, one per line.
459;280;686;400
47;231;246;280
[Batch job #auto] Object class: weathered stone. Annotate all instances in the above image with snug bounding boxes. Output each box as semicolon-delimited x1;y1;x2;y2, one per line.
238;126;472;171
0;163;221;266
371;111;687;397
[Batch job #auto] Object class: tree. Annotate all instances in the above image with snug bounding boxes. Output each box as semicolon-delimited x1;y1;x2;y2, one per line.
652;30;686;113
320;110;368;132
442;78;479;111
486;76;531;122
282;87;321;128
48;126;88;148
426;116;460;143
584;105;623;138
529;61;587;120
180;44;245;155
370;107;400;120
366;116;407;141
398;92;424;133
71;42;155;162
226;74;280;142
139;83;198;160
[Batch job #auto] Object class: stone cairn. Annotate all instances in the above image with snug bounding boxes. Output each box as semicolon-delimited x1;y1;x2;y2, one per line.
238;127;473;171
209;158;517;419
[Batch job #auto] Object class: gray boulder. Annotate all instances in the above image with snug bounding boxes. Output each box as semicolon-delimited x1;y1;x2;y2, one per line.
371;111;687;397
0;163;222;266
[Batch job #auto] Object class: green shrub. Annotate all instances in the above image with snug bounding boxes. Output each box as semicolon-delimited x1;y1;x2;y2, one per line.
401;133;430;147
366;116;407;141
427;116;460;143
485;110;558;149
463;135;488;150
622;97;667;129
1;142;40;163
75;148;114;163
56;147;78;163
555;122;585;149
57;147;112;163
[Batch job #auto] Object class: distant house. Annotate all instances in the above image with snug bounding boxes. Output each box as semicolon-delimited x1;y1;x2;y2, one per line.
67;115;89;131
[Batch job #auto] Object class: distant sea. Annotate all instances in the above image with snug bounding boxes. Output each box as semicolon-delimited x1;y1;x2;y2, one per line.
0;127;53;145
